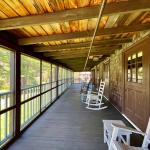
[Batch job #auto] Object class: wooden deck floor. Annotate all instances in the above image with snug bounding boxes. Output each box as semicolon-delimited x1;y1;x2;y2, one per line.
9;84;132;150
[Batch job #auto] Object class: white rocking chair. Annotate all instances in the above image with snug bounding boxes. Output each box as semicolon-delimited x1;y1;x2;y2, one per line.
86;81;108;110
80;81;93;103
84;81;105;104
109;118;150;150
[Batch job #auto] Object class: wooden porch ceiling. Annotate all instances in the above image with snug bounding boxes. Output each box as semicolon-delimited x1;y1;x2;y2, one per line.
0;0;150;71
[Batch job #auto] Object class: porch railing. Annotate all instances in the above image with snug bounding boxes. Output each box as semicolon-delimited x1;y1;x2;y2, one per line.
0;78;73;148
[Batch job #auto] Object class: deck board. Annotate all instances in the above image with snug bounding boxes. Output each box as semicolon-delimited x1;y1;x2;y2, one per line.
9;84;132;150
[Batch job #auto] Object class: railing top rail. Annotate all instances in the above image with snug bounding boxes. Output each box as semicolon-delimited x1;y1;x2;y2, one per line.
0;78;73;96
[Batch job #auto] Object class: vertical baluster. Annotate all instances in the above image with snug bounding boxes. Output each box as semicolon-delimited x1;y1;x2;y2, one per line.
0;94;1;142
6;94;8;138
4;95;7;140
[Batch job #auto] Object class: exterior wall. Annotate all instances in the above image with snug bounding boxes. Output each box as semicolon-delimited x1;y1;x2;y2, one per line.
91;31;150;130
124;36;150;130
98;63;104;82
109;50;124;111
93;51;124;110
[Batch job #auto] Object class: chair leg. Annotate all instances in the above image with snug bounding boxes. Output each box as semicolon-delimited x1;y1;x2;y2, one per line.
104;127;107;143
126;134;130;145
109;128;119;150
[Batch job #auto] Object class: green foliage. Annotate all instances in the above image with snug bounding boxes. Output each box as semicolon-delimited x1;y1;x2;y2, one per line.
21;55;40;88
0;48;11;90
42;61;51;84
0;48;73;91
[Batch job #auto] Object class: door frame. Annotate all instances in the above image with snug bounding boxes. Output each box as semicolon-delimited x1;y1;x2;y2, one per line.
123;36;150;130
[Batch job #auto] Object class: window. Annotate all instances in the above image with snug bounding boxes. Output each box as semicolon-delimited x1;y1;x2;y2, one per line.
0;47;15;146
127;51;143;83
41;61;51;110
58;67;62;95
0;46;73;148
52;65;57;101
21;55;40;128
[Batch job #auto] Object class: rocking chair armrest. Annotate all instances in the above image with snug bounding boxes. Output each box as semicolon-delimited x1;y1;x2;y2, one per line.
91;91;98;94
111;123;145;136
87;90;97;93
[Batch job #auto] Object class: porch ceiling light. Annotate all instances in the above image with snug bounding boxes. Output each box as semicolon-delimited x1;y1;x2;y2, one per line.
93;57;99;61
89;56;93;59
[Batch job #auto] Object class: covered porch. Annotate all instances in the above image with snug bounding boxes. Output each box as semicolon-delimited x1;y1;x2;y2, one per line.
9;84;132;150
0;0;150;149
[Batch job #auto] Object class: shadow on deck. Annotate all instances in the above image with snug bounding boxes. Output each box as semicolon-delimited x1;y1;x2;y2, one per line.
9;84;132;150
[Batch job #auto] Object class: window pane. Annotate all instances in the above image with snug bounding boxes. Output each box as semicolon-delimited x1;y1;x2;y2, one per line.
137;51;143;83
21;55;40;88
132;68;136;82
132;54;136;59
41;61;51;110
0;48;15;147
42;61;51;84
127;51;143;84
52;65;57;88
137;63;143;83
42;61;51;92
138;51;143;57
0;110;14;142
52;65;57;100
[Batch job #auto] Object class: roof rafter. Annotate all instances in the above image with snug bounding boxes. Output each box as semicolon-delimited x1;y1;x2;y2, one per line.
54;55;88;59
34;38;131;52
0;0;150;31
43;45;121;54
43;46;119;57
19;23;150;45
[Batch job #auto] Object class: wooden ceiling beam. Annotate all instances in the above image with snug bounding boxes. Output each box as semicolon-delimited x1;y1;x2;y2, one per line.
54;56;89;59
55;56;107;60
43;46;120;57
44;51;113;57
51;53;111;59
34;38;131;52
55;55;110;60
47;51;113;57
61;55;107;70
19;23;150;45
0;0;149;31
60;58;85;61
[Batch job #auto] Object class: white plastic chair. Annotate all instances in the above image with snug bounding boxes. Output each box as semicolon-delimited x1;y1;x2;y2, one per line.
103;120;132;148
109;118;150;150
86;81;108;110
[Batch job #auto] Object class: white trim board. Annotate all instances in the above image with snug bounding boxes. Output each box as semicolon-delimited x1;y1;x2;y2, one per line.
103;95;109;101
122;114;141;131
110;102;141;131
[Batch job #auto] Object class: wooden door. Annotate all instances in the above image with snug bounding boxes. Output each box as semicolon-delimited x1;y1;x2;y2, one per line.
124;38;150;131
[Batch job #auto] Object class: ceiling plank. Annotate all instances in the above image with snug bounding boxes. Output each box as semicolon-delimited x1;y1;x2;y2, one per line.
54;54;110;60
47;52;112;59
34;38;131;52
43;45;121;54
54;55;87;59
59;58;86;61
46;51;114;57
19;23;150;45
44;47;118;57
0;0;150;31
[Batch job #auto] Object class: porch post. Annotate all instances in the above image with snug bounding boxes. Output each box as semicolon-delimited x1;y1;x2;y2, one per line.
56;66;59;97
40;60;42;113
15;50;21;137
